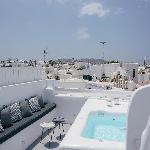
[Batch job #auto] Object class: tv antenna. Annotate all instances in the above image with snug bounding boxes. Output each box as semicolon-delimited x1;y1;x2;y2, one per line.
99;41;107;79
43;47;48;64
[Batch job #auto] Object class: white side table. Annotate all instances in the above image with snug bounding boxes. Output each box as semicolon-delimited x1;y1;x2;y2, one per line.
40;122;55;147
52;117;65;140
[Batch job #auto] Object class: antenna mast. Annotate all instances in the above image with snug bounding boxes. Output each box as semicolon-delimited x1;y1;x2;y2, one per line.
99;41;107;80
43;47;48;64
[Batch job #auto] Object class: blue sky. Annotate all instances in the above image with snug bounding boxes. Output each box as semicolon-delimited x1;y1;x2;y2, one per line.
0;0;150;63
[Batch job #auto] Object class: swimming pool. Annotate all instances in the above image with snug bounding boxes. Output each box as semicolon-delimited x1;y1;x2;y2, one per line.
82;111;127;142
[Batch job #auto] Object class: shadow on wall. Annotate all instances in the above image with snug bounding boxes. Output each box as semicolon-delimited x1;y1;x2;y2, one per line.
127;84;150;150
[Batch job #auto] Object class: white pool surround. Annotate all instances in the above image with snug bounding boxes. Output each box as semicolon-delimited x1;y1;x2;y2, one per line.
59;98;129;150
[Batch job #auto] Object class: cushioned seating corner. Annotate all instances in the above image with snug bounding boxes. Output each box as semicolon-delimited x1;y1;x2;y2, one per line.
0;103;56;144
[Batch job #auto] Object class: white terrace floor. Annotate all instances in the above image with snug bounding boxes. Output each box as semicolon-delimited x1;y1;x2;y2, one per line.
55;88;132;104
27;123;71;150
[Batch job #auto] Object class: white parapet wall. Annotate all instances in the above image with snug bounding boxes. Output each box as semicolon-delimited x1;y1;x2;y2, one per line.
57;79;87;89
0;80;47;105
127;84;150;150
0;67;45;87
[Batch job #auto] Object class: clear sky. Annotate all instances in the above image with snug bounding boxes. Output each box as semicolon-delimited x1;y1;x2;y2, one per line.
0;0;150;63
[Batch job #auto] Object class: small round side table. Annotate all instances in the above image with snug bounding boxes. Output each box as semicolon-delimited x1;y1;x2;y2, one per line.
40;122;55;147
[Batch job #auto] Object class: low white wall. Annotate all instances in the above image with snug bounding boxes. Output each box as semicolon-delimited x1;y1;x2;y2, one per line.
57;80;87;89
0;67;44;87
46;79;59;88
45;79;87;90
0;80;47;106
127;84;150;150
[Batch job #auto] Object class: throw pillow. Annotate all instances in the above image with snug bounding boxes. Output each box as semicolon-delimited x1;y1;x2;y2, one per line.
0;105;7;119
0;105;3;119
0;120;4;133
38;96;45;108
10;102;22;123
20;101;32;118
1;107;12;128
28;97;41;113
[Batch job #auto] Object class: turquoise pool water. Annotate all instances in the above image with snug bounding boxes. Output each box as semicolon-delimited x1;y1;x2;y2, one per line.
82;112;127;142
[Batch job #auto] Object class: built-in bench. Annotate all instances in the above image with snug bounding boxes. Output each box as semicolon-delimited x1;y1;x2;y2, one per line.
0;80;58;150
0;102;56;144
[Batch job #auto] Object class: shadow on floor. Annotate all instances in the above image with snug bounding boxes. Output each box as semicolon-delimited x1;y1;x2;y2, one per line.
56;134;65;141
26;123;71;150
26;130;49;150
44;141;59;149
